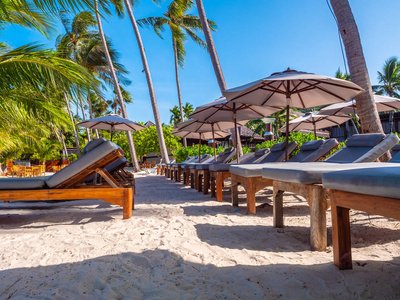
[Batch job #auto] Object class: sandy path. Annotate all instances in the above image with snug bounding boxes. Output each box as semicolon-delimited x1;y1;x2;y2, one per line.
0;174;399;299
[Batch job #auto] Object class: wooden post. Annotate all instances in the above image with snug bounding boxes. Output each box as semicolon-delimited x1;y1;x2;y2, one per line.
212;123;216;161
273;189;284;228
198;133;201;163
233;104;240;163
246;178;256;214
309;185;327;251
331;202;352;269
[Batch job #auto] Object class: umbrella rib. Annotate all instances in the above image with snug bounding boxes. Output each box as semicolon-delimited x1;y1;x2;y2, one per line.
308;79;364;91
260;83;285;106
312;85;347;101
297;93;306;108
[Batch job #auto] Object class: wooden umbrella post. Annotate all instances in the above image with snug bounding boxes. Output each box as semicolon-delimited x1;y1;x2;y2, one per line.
198;133;201;163
285;103;290;161
313;122;317;138
212;123;216;161
111;125;114;142
233;104;239;163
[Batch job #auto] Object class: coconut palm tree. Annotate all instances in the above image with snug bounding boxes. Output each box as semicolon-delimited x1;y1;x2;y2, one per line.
57;10;98;142
93;0;141;171
122;0;170;164
138;0;215;147
194;0;243;155
373;57;400;132
169;102;193;127
330;0;385;137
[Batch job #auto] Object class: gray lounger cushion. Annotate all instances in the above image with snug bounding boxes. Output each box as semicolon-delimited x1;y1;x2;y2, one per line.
288;139;338;163
256;141;297;164
390;144;400;161
261;162;398;184
82;138;107;154
325;133;398;163
46;141;120;188
322;165;400;199
186;156;216;169
207;151;269;172
0;176;50;190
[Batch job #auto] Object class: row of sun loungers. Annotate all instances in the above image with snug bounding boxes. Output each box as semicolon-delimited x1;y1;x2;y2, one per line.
163;133;400;269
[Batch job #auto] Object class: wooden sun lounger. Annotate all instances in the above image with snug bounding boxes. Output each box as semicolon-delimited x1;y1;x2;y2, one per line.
328;189;400;269
0;148;134;219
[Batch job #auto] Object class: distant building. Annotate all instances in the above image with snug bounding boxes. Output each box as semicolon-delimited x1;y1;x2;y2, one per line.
144;120;155;127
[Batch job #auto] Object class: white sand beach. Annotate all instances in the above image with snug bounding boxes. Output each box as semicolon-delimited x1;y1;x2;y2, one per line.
0;173;399;299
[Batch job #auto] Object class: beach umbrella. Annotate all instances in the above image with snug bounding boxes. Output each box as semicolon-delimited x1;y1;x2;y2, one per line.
189;96;281;162
279;112;351;138
223;68;364;159
172;128;231;162
177;118;246;161
319;95;400;114
77;114;145;141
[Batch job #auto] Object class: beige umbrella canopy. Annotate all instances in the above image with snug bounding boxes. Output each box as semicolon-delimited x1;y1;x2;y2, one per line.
189;97;280;162
279;112;351;138
319;95;400;115
172;128;231;162
177;118;246;161
77;114;145;141
223;68;364;159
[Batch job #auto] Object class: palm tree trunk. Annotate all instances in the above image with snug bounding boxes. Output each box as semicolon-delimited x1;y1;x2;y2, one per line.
94;0;140;171
173;38;187;147
123;0;170;164
78;90;92;142
64;93;81;157
87;94;99;139
330;0;383;134
195;0;243;156
331;0;389;161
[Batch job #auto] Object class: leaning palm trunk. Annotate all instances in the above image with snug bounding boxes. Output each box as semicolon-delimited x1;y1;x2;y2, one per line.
330;0;389;161
94;0;140;171
64;93;81;157
78;91;92;142
87;94;100;139
195;0;243;155
123;0;170;164
173;38;187;147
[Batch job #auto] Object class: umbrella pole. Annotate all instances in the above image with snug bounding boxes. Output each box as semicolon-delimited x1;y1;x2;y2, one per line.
212;123;216;161
285;103;290;161
233;104;239;163
313;122;317;139
198;133;201;163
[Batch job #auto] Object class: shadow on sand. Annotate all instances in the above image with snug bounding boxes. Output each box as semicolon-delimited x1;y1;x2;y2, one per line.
0;250;399;299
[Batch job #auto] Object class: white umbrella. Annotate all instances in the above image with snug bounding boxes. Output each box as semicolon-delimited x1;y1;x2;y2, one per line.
279;112;351;138
319;95;400;115
77;114;145;141
177;118;246;161
172;129;231;162
223;68;364;159
189;97;281;162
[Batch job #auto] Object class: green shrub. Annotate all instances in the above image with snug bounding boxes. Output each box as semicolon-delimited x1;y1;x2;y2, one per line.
171;145;228;163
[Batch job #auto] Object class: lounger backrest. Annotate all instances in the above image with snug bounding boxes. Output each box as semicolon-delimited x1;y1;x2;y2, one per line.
389;147;400;162
82;138;107;154
289;139;339;162
46;141;120;188
243;148;270;164
257;141;298;163
228;152;255;164
216;147;236;163
390;144;400;158
182;156;195;163
325;133;399;163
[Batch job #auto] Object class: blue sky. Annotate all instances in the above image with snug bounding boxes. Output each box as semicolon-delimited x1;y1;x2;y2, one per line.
2;0;400;124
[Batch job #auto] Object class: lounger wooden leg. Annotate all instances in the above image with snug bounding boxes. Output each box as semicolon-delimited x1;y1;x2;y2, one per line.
185;169;190;186
210;173;216;198
190;172;195;189
216;172;224;202
122;188;134;219
273;189;284;228
203;170;210;195
231;179;239;206
309;186;327;251
197;171;202;192
246;178;256;215
331;203;352;269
